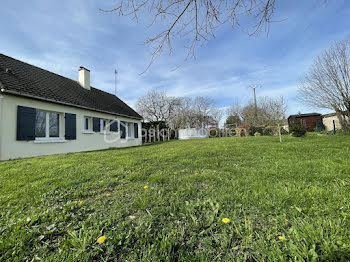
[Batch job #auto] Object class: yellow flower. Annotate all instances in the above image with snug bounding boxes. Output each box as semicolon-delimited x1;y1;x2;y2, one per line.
73;201;78;204
79;201;83;205
222;218;231;224
144;185;149;189
97;235;106;244
278;236;285;241
106;192;111;197
194;172;199;175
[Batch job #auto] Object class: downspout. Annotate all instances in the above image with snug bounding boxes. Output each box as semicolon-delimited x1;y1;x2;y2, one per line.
0;82;5;161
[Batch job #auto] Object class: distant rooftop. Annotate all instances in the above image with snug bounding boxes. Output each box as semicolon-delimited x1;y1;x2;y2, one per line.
288;113;321;119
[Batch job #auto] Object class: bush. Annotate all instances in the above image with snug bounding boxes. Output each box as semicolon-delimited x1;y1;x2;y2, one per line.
249;126;264;136
263;127;275;136
280;127;288;135
315;120;325;132
209;128;218;137
290;122;307;137
229;128;236;137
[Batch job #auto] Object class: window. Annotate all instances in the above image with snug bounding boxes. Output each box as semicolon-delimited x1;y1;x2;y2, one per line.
127;122;133;138
49;113;59;137
84;117;92;131
100;119;108;132
110;119;118;132
35;111;46;137
35;110;60;139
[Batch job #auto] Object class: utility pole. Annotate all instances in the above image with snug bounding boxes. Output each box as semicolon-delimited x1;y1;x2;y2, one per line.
253;87;257;118
248;84;260;122
114;69;118;96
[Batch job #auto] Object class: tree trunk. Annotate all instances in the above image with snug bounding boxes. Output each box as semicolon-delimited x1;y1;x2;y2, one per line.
278;123;282;143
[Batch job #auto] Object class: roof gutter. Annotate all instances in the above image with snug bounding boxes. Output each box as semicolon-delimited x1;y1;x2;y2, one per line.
0;88;143;120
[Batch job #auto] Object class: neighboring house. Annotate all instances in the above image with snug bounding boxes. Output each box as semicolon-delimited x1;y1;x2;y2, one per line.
0;54;142;160
322;112;348;131
287;113;322;132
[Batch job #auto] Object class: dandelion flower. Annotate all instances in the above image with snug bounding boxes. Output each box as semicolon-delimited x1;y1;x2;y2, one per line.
278;236;285;241
222;218;231;224
97;235;106;244
73;201;78;204
144;185;149;189
106;192;111;197
79;201;83;205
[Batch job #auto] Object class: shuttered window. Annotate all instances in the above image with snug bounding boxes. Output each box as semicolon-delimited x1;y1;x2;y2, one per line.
120;121;126;139
34;111;60;139
65;113;76;140
110;120;118;132
134;123;139;138
17;106;36;141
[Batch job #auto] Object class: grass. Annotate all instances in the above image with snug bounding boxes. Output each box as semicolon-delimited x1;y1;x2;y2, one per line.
1;134;350;261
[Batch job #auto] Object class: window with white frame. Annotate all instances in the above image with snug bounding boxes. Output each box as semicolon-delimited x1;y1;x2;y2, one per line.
35;110;60;139
100;119;108;132
127;122;133;138
84;116;92;131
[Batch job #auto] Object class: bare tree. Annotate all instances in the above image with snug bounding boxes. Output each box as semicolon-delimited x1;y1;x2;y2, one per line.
172;97;194;128
136;90;180;123
193;96;215;127
209;107;224;127
241;98;271;126
265;96;287;142
299;39;350;132
101;0;277;71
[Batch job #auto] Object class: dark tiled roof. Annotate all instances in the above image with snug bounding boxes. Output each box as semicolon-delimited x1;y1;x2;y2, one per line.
0;54;142;119
288;113;321;119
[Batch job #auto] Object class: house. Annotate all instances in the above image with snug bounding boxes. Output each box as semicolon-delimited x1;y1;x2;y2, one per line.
287;113;322;132
322;112;348;131
0;54;142;160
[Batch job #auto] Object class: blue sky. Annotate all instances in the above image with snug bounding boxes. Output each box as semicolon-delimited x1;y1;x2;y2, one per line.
1;0;350;118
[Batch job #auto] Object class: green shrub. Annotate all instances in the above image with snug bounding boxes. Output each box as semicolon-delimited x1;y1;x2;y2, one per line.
280;127;288;135
209;129;218;137
250;126;264;136
290;122;307;137
315;120;325;132
263;127;275;136
229;128;236;137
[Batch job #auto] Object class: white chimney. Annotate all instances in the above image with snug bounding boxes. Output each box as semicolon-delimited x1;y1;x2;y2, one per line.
79;67;90;90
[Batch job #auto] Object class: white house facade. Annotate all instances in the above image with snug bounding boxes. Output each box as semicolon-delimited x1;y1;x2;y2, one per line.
0;54;142;160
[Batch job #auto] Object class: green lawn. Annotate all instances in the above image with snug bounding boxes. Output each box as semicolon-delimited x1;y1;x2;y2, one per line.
1;134;350;261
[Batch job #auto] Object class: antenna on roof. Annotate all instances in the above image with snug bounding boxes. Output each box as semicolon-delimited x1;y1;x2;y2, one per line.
114;69;118;96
